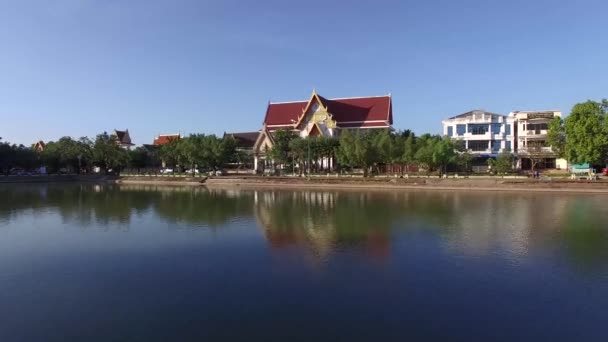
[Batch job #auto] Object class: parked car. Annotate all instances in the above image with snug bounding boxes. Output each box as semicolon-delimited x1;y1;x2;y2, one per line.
9;168;25;175
160;168;174;174
185;168;200;174
602;168;608;176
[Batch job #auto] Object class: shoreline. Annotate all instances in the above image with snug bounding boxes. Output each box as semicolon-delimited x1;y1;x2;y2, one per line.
202;179;608;194
3;175;608;194
124;176;608;194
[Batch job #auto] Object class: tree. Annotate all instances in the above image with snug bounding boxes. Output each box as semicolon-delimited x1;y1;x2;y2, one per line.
413;135;457;174
525;144;552;171
208;134;236;170
158;138;182;168
0;140;38;174
546;116;566;158
563;99;608;165
433;138;458;175
494;151;515;174
179;134;204;171
231;149;254;172
401;135;417;172
414;134;436;172
371;130;404;173
269;130;295;173
128;147;150;173
289;137;308;175
337;130;378;177
456;151;473;173
91;132;129;173
41;136;91;173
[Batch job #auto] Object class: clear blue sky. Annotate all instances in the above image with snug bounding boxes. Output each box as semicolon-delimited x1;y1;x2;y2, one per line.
1;0;607;146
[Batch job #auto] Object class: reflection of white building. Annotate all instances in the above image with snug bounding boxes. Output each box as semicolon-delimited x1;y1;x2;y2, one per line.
442;109;564;170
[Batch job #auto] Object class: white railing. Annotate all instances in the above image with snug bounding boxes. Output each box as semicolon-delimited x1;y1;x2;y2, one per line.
463;132;492;139
520;130;548;137
517;147;554;155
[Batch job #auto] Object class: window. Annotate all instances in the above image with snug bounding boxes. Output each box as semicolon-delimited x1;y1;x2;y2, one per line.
528;123;548;133
491;123;502;134
468;124;489;135
492;140;501;151
447;126;453;137
505;124;511;135
506;141;511;151
468;140;489;151
456;124;466;136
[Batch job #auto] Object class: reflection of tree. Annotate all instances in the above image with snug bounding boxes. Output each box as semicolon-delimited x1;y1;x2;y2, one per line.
0;185;253;229
152;188;253;227
561;201;608;268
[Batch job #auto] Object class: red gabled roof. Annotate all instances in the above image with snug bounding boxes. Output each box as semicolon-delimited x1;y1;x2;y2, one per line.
153;134;180;146
338;122;394;128
263;94;392;128
264;101;307;126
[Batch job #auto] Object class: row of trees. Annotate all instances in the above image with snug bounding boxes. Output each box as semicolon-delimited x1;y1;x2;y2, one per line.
152;134;238;172
266;129;497;176
41;132;130;173
547;99;608;166
5;130;514;177
1;132;241;175
1;133;131;175
0;138;39;174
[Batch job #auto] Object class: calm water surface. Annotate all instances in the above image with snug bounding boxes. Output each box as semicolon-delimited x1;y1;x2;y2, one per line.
1;184;607;341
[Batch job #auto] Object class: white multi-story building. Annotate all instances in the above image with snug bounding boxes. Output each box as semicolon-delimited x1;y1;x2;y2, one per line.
442;109;564;170
508;110;562;169
442;110;515;157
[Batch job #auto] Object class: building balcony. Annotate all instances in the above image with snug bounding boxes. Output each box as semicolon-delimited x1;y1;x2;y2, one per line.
519;130;548;137
467;149;503;155
462;132;492;139
517;147;555;155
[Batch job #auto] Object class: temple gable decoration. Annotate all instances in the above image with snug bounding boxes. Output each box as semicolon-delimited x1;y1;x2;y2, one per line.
294;90;338;137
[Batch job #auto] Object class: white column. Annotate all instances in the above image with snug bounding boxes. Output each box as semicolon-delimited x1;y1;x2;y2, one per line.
254;156;258;171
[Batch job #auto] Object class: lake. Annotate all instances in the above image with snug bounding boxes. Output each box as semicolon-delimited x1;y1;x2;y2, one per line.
0;184;607;341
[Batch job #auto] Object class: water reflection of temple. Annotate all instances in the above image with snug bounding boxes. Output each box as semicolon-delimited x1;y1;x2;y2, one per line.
252;190;391;262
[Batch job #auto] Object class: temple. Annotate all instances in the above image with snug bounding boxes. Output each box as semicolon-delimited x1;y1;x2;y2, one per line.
252;90;393;172
113;129;134;149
